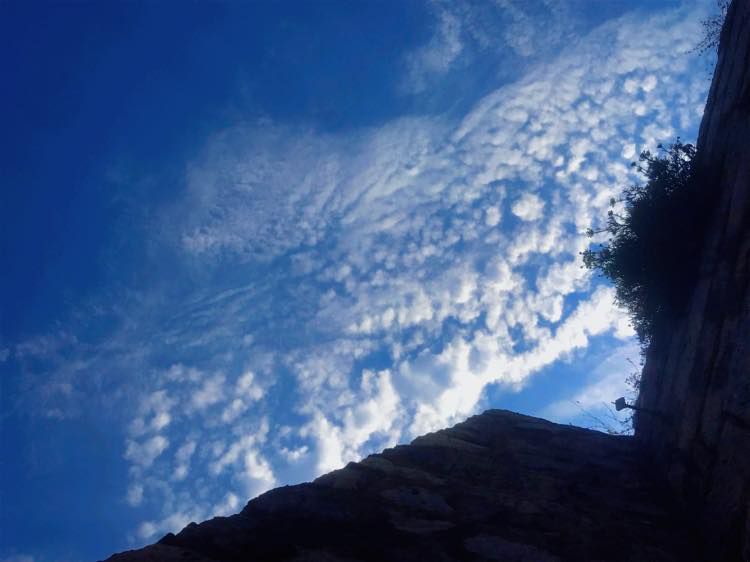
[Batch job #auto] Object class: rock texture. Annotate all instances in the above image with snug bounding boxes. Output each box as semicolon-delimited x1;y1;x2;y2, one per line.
634;0;750;560
106;410;695;562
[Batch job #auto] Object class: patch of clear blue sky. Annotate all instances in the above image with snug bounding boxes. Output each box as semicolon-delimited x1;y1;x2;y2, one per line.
0;1;701;561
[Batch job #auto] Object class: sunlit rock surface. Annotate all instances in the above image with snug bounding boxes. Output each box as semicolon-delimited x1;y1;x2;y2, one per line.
105;410;695;562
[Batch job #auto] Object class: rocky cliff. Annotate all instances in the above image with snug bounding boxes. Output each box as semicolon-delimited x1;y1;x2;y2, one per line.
634;0;750;560
106;410;695;562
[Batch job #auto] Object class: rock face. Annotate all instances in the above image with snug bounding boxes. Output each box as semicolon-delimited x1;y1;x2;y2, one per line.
634;0;750;560
106;410;695;562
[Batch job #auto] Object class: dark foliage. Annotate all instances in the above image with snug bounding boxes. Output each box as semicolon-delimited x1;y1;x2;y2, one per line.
582;140;713;348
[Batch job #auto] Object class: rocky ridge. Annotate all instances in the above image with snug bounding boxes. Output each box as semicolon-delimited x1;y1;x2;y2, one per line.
106;410;695;562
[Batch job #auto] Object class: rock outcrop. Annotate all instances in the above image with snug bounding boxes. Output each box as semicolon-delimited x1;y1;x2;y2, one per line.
106;410;695;562
635;0;750;560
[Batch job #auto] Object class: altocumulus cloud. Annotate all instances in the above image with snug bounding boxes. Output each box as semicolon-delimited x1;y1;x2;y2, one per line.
10;1;711;544
398;0;576;95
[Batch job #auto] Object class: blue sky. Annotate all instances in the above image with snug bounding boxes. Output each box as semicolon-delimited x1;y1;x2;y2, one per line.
1;1;715;560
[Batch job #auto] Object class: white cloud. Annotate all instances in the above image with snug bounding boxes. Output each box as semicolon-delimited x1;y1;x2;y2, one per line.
137;507;206;541
621;143;636;160
235;370;263;401
280;445;308;463
397;0;575;95
642;74;658;92
126;484;144;507
401;6;464;94
191;374;225;411
150;412;171;432
403;286;632;436
125;435;169;468
300;369;402;474
406;338;489;437
511;192;545;221
237;449;276;498
210;434;262;476
173;440;196;481
484;206;502;227
221;399;247;425
129;389;177;437
496;0;565;57
212;492;240;517
137;521;158;540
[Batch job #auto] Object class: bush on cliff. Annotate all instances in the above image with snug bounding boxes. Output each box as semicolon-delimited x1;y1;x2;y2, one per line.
582;140;710;348
694;0;729;55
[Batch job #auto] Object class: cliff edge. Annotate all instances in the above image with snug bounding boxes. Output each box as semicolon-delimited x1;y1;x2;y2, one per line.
106;410;694;562
635;0;750;559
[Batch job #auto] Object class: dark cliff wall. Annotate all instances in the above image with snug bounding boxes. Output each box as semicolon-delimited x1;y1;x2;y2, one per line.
107;411;694;562
634;0;750;560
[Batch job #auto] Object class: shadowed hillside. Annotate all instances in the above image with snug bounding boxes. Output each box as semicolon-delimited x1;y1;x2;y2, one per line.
106;411;696;562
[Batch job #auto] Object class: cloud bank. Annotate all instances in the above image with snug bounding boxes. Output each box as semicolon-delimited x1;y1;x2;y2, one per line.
9;1;710;544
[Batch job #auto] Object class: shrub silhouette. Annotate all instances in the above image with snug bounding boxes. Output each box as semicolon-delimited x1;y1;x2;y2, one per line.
582;140;712;348
694;0;729;55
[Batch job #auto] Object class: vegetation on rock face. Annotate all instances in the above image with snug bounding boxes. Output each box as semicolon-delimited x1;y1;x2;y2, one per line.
694;0;730;55
582;140;712;349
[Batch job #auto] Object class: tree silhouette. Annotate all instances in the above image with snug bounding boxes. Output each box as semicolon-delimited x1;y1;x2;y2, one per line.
694;0;729;55
582;140;712;348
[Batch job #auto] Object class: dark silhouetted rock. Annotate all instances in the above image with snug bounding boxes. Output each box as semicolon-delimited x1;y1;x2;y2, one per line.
105;410;696;562
635;0;750;559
